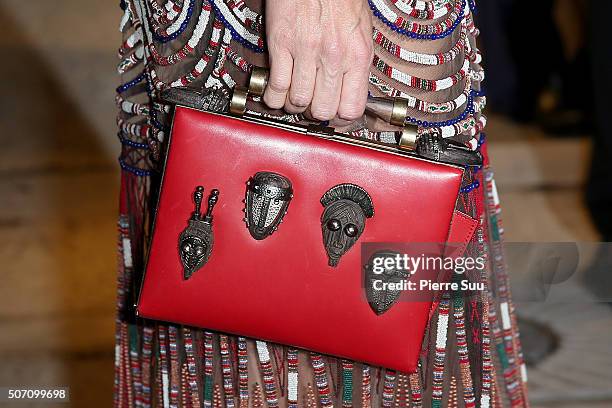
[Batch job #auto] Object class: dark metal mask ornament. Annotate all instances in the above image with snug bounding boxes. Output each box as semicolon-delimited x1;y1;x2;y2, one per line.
416;133;483;166
364;251;410;315
179;186;219;279
320;184;374;267
244;172;293;240
161;87;230;113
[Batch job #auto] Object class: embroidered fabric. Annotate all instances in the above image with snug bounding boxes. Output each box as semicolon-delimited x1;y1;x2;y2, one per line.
114;0;528;406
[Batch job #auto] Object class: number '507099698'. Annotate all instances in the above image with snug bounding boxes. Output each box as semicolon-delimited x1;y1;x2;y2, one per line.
3;388;68;401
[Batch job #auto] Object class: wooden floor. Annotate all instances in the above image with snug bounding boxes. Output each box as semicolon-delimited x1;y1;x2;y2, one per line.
0;1;610;407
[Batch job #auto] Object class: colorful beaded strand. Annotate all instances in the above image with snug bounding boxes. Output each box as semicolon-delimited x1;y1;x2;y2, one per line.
128;324;143;408
361;365;372;408
453;288;476;408
152;18;223;89
167;326;181;408
391;0;454;20
369;0;466;40
237;337;249;407
474;217;495;408
255;341;279;407
203;331;214;407
141;326;154;408
219;335;236;407
310;353;334;407
119;46;145;74
393;374;409;407
381;370;397;407
205;29;235;89
114;216;130;408
373;55;470;92
306;383;318;408
252;383;265;408
432;294;451;408
119;26;143;57
408;372;423;408
226;47;253;72
287;348;299;408
373;24;466;66
212;384;223;408
368;72;473;115
210;0;264;52
149;0;195;42
341;360;354;408
224;0;263;32
449;376;458;408
149;1;212;66
485;170;528;406
182;328;201;407
158;325;170;408
180;364;191;408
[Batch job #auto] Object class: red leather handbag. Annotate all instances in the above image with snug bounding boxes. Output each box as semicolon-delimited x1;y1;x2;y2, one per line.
137;76;479;373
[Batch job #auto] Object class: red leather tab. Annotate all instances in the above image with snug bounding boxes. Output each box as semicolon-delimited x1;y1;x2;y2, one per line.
445;210;478;259
427;210;479;325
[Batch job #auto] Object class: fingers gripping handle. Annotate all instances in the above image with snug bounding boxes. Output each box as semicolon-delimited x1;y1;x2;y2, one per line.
230;66;416;147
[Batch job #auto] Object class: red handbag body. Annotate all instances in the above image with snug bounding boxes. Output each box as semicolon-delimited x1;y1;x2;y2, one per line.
137;106;467;373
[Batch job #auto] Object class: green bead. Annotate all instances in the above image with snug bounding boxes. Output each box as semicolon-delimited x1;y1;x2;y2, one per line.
204;375;213;402
128;324;139;352
497;343;509;369
490;215;500;241
343;369;353;403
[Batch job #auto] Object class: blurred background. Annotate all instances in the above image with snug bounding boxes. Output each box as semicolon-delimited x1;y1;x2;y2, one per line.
0;0;610;406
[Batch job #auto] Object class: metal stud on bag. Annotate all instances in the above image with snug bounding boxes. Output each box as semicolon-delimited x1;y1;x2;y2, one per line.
178;186;219;279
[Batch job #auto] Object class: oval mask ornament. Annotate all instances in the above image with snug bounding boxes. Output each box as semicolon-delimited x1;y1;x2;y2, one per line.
244;172;293;240
320;184;374;267
364;251;410;315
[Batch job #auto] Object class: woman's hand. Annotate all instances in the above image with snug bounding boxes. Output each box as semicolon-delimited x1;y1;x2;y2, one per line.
264;0;373;122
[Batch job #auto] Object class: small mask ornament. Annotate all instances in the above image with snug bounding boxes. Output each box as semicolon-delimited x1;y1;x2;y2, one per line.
364;251;410;315
160;87;230;113
244;172;293;240
416;133;483;166
320;184;374;267
178;186;219;279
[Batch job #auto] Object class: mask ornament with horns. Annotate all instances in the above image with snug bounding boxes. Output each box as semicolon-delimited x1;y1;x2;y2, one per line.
178;186;219;279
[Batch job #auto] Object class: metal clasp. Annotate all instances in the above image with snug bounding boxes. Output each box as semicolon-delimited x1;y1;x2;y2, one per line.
398;125;418;151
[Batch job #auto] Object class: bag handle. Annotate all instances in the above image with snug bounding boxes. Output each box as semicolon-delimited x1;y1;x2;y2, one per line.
159;67;482;166
230;67;419;150
229;67;482;167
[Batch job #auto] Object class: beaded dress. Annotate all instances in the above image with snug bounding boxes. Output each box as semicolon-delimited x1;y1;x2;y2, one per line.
115;0;529;406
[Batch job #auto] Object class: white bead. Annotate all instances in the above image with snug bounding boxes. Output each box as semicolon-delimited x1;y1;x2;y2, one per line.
256;341;270;362
500;302;512;331
435;313;449;349
122;238;133;268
